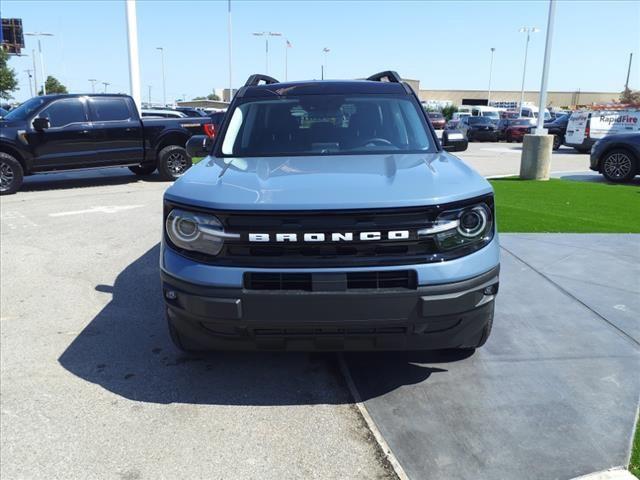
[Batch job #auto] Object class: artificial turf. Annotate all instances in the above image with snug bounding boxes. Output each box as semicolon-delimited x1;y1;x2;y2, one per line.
631;419;640;478
490;178;640;233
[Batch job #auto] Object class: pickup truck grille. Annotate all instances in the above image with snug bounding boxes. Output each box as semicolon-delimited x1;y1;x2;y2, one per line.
164;195;493;268
245;270;417;291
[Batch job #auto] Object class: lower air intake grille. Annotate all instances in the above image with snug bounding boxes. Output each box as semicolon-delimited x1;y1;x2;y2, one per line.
244;270;417;291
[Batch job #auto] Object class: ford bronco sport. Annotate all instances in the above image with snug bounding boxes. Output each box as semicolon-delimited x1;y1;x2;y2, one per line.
160;71;500;352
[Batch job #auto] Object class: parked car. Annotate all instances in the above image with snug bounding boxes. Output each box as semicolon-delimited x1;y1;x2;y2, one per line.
0;94;213;194
590;133;640;183
502;118;532;143
163;71;498;352
544;113;570;150
446;119;460;130
0;107;9;118
470;106;501;125
141;109;187;118
566;109;640;153
459;116;498;141
500;110;520;120
452;112;471;121
427;111;446;130
175;107;209;117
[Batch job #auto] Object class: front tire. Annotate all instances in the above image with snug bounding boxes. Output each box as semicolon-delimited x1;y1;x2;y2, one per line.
601;149;637;183
129;164;157;176
157;145;192;181
552;134;563;151
0;153;24;195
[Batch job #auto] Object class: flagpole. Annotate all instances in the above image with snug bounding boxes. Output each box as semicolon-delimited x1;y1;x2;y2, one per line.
285;40;288;81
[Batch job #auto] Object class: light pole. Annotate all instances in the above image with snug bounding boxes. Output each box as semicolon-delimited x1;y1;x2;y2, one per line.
534;0;556;135
102;82;110;93
25;32;54;95
31;49;38;96
487;47;495;105
252;32;281;74
156;47;166;106
228;0;233;101
88;78;98;93
25;70;34;97
322;47;330;80
148;85;152;105
285;39;292;81
518;26;539;115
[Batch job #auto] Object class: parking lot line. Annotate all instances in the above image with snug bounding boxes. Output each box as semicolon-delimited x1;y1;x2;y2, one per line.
48;205;145;217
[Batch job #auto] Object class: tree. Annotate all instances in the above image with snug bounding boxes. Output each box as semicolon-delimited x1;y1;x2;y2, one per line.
620;87;640;104
38;76;68;95
192;96;207;101
441;104;458;121
206;92;220;101
0;49;19;100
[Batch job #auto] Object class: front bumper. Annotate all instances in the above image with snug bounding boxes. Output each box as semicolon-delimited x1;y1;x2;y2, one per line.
161;265;499;351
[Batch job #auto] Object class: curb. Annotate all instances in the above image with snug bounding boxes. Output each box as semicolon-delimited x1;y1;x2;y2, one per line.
338;353;410;480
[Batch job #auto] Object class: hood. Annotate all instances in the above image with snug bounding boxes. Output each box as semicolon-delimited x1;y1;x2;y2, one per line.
164;152;493;211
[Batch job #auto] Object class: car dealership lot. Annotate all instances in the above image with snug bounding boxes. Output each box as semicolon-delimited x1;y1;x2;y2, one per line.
1;143;637;480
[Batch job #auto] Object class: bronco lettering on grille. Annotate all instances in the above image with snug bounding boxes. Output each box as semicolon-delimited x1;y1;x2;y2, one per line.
248;231;410;242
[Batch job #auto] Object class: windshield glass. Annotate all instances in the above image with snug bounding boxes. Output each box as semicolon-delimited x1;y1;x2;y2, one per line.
3;97;47;121
481;111;500;119
220;94;435;157
511;119;531;126
428;112;443;119
468;117;493;125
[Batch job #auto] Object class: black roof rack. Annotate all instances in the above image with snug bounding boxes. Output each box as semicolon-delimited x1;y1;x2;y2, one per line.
366;71;402;83
244;74;280;87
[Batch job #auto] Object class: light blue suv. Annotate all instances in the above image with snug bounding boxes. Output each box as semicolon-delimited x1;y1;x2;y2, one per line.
161;71;500;352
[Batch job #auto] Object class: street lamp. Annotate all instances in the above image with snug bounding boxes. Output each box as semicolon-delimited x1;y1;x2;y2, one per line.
518;26;539;115
156;47;166;106
487;48;495;105
252;32;281;74
102;82;110;93
88;79;98;93
25;32;54;95
322;47;330;80
24;70;34;97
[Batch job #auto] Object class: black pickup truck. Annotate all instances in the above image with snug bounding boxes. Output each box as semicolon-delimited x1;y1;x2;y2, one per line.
0;94;212;194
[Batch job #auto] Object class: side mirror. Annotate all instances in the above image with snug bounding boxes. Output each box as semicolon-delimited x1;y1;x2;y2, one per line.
33;117;50;131
186;135;213;158
442;131;468;152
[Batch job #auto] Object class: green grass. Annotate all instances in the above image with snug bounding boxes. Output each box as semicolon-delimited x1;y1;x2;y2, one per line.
631;416;640;478
192;156;204;164
490;178;640;233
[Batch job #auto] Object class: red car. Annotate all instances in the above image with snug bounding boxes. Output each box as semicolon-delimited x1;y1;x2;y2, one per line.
427;111;446;130
503;119;532;142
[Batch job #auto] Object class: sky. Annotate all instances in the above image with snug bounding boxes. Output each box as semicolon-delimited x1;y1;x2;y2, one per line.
3;0;640;103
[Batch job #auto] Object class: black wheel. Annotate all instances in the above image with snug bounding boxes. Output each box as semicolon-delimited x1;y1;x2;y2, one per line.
0;152;24;195
601;148;638;183
129;163;157;176
552;134;563;151
157;145;192;181
166;310;202;353
467;131;473;142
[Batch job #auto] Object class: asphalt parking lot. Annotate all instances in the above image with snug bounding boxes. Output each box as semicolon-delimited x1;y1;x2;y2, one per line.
1;142;638;480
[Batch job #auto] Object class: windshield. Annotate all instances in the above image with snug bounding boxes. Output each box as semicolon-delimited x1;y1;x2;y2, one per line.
481;111;500;119
220;94;435;157
511;119;531;126
469;117;493;125
428;112;443;119
3;97;47;121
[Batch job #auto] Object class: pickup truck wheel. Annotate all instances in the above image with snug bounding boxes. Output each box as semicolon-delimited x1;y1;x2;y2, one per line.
0;153;24;195
601;149;637;183
129;164;157;176
552;134;562;150
157;145;192;181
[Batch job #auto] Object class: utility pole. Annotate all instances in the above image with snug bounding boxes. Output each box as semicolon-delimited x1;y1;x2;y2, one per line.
25;70;34;97
228;0;233;101
125;0;142;111
625;52;633;91
487;48;495;104
88;78;98;93
31;49;38;95
518;26;539;115
156;47;166;106
148;85;152;104
102;82;110;93
25;32;54;95
322;47;330;79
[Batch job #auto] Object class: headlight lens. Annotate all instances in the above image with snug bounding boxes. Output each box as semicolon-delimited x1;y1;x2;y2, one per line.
419;202;493;251
165;209;230;256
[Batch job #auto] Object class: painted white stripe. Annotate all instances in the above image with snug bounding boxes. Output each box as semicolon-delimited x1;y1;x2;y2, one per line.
49;205;145;217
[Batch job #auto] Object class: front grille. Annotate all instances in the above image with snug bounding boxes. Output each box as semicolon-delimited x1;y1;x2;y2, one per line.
244;270;417;291
165;194;494;267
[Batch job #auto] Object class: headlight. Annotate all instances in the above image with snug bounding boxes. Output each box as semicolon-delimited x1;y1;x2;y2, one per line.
165;209;237;256
418;202;493;251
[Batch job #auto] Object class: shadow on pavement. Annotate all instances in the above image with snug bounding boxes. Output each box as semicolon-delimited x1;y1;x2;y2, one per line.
59;245;464;405
20;169;166;192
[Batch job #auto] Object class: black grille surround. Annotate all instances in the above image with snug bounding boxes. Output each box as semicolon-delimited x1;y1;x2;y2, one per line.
244;270;418;291
163;194;494;268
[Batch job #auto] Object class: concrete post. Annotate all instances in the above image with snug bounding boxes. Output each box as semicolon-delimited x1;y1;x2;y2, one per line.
520;135;553;180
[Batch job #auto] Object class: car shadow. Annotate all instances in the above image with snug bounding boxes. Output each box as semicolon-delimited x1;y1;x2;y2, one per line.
58;245;470;406
20;168;166;192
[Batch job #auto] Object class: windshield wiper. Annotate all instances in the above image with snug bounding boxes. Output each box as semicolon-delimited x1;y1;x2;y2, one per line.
218;159;235;178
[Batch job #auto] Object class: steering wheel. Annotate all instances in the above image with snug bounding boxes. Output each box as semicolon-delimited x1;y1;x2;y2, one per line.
360;137;393;147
